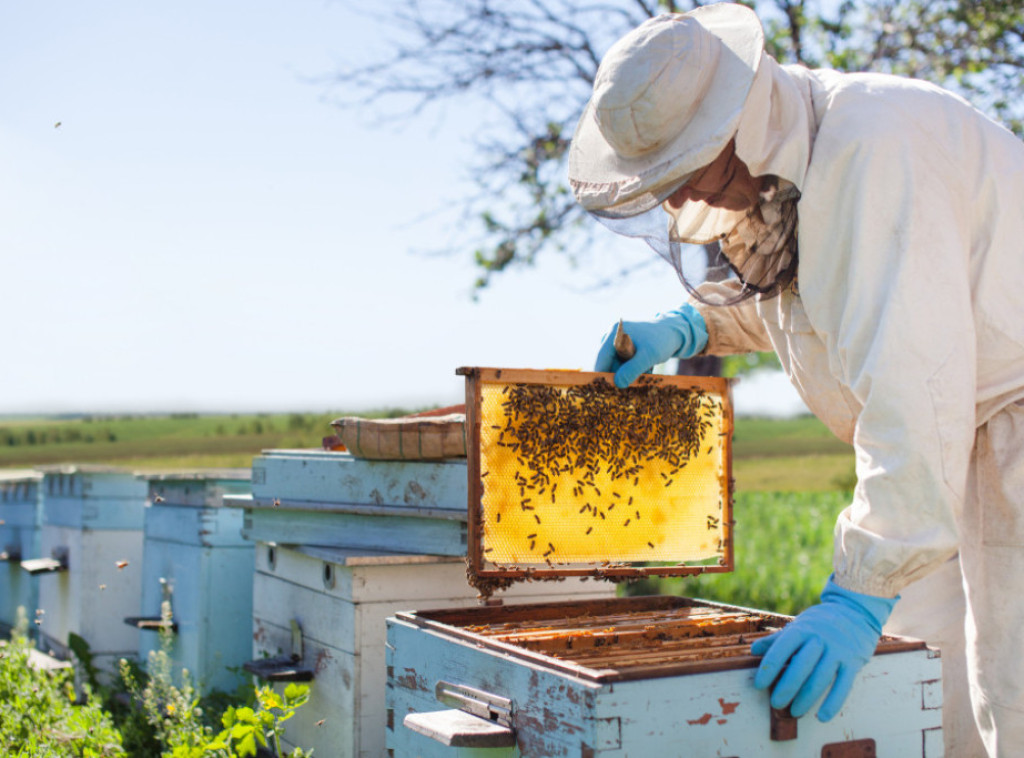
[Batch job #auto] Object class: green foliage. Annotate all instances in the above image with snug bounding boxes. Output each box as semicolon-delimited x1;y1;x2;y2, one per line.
0;612;125;756
720;351;782;378
116;603;313;758
629;490;850;614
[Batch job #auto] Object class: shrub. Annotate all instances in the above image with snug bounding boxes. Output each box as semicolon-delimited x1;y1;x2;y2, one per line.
0;611;125;756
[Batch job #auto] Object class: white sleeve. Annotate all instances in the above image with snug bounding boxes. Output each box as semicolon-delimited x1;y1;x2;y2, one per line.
798;92;974;598
691;280;775;355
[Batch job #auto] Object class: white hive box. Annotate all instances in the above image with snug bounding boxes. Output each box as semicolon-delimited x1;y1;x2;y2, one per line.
26;465;147;672
0;470;43;636
132;470;253;694
231;447;616;758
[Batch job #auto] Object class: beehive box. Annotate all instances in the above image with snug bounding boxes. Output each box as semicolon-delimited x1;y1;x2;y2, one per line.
235;449;468;555
132;470;253;694
385;368;943;756
388;596;943;757
27;465;148;672
0;470;43;637
250;543;617;758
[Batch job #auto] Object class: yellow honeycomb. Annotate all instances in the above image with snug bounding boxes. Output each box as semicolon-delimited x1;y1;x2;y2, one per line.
477;376;729;567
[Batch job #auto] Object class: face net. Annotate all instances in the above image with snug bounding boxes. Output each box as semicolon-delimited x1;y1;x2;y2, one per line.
590;177;799;305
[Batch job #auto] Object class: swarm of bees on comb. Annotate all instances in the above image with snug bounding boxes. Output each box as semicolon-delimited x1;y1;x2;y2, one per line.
471;374;729;595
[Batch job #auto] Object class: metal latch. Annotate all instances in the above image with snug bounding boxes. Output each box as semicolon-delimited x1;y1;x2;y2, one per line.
243;619;315;682
402;681;515;748
770;705;798;741
435;681;513;728
21;546;69;575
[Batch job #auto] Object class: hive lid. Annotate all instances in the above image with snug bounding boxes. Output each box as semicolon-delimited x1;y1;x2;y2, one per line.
457;367;734;595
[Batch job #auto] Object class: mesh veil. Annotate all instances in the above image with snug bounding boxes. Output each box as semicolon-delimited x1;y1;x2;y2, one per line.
592;177;799;306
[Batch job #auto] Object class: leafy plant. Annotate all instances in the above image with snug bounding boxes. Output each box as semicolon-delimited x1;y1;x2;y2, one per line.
0;609;125;756
118;601;313;757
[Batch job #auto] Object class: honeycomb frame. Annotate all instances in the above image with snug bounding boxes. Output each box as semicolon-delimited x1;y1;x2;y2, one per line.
457;367;735;590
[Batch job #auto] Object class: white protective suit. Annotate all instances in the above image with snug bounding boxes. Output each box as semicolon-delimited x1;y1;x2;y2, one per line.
688;53;1024;757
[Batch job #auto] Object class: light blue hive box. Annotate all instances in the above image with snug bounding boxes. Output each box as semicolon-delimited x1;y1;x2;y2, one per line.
25;465;148;673
131;469;253;695
0;470;43;637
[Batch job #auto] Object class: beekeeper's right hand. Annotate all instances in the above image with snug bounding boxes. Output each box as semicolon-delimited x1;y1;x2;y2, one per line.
594;305;708;388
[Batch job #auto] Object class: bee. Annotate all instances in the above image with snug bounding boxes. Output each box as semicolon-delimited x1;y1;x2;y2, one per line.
153;494;165;503
116;560;129;570
273;498;281;508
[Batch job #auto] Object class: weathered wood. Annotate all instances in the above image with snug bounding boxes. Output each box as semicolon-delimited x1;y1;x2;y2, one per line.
388;597;944;757
241;507;467;556
404;710;516;748
249;450;468;510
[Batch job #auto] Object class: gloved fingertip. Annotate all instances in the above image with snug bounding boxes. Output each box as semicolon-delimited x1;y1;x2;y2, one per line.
750;637;771;656
789;701;811;719
816;706;838;723
752;666;776;690
613;367;637;389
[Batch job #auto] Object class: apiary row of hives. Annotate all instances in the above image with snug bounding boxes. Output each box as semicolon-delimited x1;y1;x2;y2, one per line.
1;465;253;691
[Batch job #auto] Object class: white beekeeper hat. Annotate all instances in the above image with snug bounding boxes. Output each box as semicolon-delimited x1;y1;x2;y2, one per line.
568;3;764;219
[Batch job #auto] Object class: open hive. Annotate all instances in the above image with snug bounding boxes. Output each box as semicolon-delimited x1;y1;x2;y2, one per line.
457;367;734;595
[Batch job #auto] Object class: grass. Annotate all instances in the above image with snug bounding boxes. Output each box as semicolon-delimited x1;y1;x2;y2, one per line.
0;410;418;471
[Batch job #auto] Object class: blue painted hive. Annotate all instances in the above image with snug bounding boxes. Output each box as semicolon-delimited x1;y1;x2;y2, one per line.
0;470;43;636
132;469;253;694
26;465;148;672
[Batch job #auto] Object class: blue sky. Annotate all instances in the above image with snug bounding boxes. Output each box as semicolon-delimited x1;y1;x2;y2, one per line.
0;0;806;417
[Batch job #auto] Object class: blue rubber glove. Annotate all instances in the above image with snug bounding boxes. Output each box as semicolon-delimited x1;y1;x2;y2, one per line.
594;305;708;389
751;575;898;722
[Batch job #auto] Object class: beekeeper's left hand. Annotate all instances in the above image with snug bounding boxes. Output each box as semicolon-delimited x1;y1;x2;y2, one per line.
750;575;898;722
593;305;708;388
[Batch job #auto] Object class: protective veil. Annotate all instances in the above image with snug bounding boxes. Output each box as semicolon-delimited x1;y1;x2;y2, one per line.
690;52;1024;757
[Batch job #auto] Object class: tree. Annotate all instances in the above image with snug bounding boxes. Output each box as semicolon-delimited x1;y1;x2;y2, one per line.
336;0;1024;294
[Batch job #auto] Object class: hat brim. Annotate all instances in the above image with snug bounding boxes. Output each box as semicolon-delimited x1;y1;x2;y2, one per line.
569;4;764;218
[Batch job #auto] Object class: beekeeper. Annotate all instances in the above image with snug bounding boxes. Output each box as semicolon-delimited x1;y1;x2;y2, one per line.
569;4;1024;757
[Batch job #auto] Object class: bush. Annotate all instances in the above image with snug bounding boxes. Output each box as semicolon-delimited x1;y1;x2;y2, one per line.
0;611;125;756
117;602;313;757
